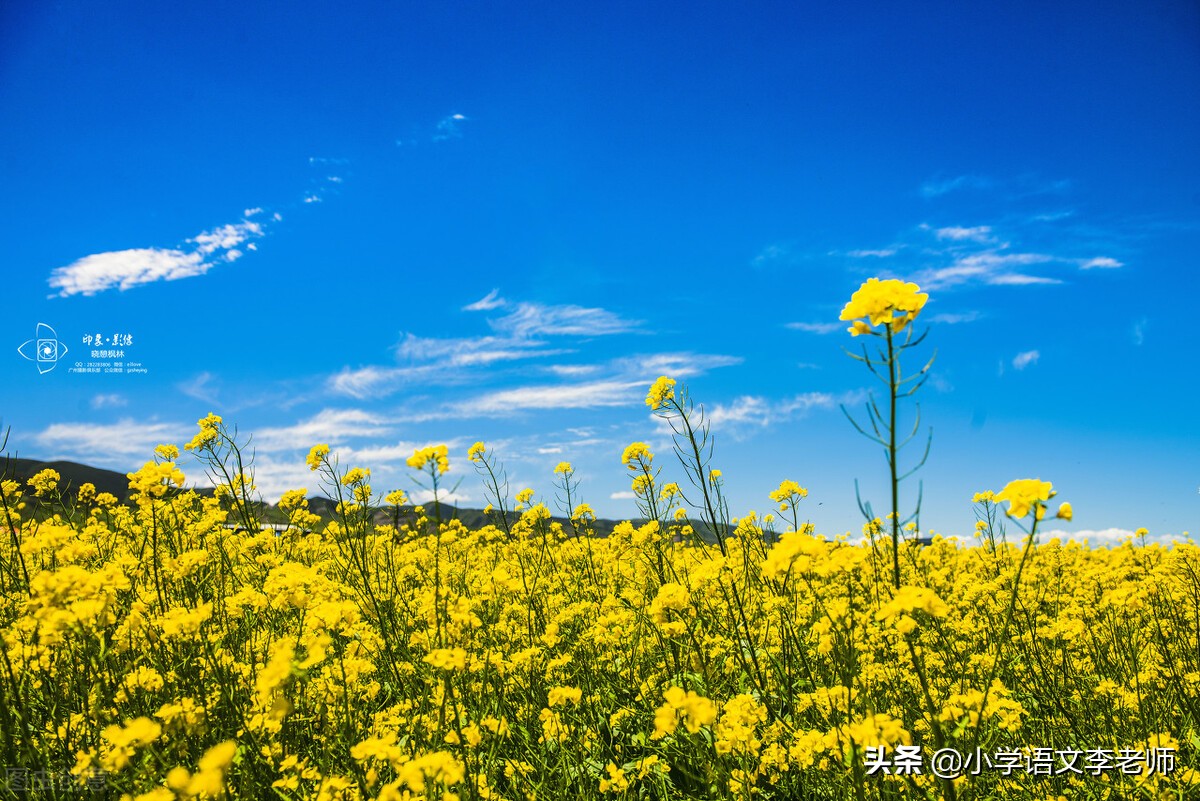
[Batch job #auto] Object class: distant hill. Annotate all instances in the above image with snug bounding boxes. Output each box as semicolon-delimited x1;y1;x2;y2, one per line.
7;457;134;500
1;457;683;539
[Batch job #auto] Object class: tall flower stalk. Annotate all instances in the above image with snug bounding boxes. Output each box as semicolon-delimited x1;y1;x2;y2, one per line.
839;278;935;588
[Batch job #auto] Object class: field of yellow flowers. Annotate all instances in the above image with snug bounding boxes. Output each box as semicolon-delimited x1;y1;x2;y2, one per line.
1;280;1197;801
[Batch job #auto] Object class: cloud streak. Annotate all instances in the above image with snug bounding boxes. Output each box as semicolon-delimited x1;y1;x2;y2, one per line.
49;215;268;298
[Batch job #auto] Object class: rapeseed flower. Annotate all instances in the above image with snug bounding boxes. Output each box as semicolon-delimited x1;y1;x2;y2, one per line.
645;375;676;409
839;277;928;335
307;444;330;470
27;468;60;497
995;478;1056;519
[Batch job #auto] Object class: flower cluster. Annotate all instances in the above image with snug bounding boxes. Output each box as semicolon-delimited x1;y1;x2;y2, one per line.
839;277;928;335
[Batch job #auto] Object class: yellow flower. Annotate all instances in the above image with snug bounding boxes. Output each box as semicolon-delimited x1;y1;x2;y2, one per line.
468;441;486;462
645;376;676;409
708;469;722;485
424;648;468;671
769;479;808;509
547;686;583;707
385;489;408;506
839;277;928;335
307;444;330;471
408;444;450;475
154;443;180;461
621;442;653;469
341;467;370;486
184;413;223;451
27;468;60;497
553;461;573;475
1055;502;1073;521
994;478;1056;519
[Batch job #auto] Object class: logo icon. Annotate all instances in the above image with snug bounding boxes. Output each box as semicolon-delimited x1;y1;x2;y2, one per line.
18;323;69;374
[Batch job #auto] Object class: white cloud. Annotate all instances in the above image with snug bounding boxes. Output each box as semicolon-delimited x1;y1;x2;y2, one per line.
395;333;566;367
934;225;994;243
920;175;991;197
90;393;127;409
707;396;773;428
489;302;638;339
1080;256;1123;269
190;220;263;255
328;299;653;400
1012;350;1040;370
432;113;469;142
546;364;599;377
411;489;472;505
537;446;563;454
1039;528;1138;545
785;321;844;335
915;252;1058;290
610;491;636;500
464;289;506;311
251;408;392;452
178;372;220;405
1133;317;1147;346
447;379;645;418
846;248;898;258
752;244;790;267
626;352;742;378
49;215;268;297
989;273;1060;286
927;311;980;324
303;194;321;204
35;419;190;461
49;248;207;297
327;365;442;400
704;391;860;432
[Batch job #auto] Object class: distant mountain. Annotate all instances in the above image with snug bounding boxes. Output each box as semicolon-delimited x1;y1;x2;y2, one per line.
1;457;680;539
6;457;134;500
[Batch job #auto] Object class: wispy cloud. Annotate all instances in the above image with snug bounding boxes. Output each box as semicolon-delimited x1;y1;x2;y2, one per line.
90;393;127;410
1012;350;1040;370
610;491;636;500
846;248;898;258
785;321;844;335
920;175;992;198
934;225;995;243
920;173;1070;200
927;311;981;324
913;251;1062;290
251;408;392;452
1039;527;1142;545
443;379;645;418
329;296;641;400
704;390;864;433
49;215;268;298
1132;317;1147;346
432;113;469;142
393;351;740;420
35;419;190;461
464;289;506;311
178;372;220;405
751;244;791;268
489;302;638;339
1079;256;1123;269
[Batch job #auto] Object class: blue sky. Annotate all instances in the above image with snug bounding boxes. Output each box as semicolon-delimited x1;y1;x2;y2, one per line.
3;0;1197;542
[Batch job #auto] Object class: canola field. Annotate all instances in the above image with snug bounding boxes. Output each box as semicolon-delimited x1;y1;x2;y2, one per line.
1;280;1196;801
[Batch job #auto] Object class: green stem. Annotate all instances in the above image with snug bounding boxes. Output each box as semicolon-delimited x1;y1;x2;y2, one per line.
887;326;900;589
